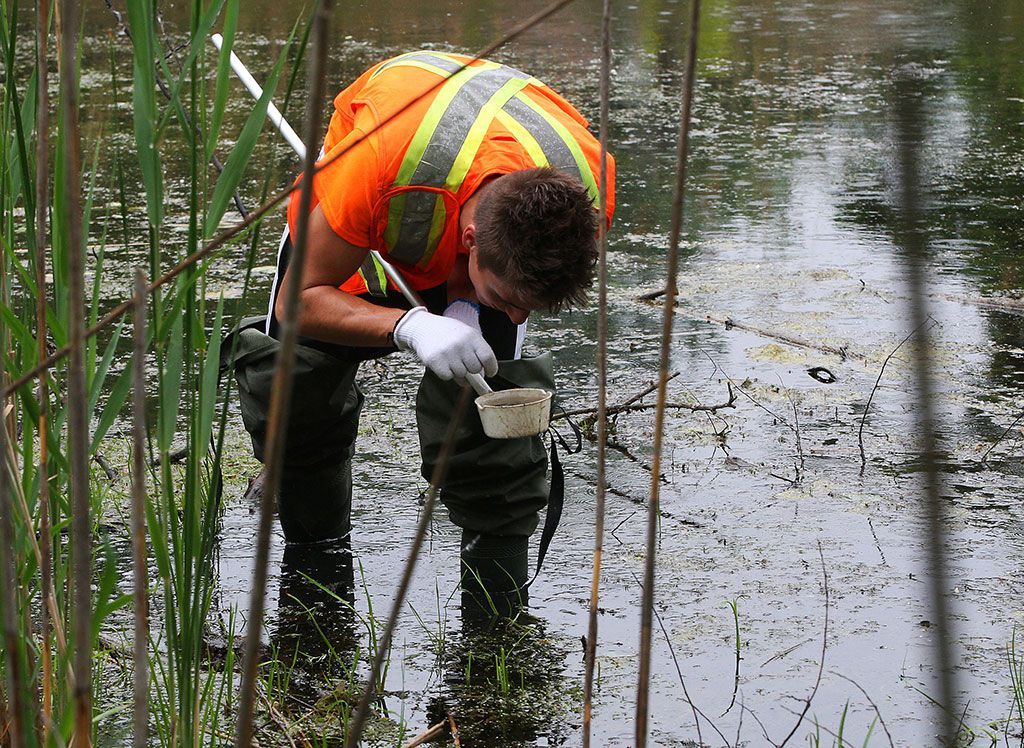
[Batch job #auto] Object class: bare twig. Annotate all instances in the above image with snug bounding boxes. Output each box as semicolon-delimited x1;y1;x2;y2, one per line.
630;571;724;747
582;0;612;740
400;721;446;748
559;373;680;419
636;1;700;744
703;314;860;361
782;385;804;485
776;542;829;747
130;271;150;748
858;317;933;472
563;386;737;425
980;407;1024;463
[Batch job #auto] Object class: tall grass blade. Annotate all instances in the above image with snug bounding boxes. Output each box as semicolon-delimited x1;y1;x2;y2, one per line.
130;269;150;748
0;367;30;748
57;0;94;743
207;0;239;159
124;0;164;232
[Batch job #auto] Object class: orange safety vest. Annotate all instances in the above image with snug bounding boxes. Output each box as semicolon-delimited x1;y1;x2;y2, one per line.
287;50;616;297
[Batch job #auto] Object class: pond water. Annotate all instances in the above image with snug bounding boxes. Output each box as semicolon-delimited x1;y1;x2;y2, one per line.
74;0;1024;744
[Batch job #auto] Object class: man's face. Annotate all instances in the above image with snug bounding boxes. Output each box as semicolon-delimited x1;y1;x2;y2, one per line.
467;246;541;326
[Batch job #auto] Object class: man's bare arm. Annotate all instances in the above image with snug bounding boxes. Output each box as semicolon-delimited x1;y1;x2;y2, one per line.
274;205;404;346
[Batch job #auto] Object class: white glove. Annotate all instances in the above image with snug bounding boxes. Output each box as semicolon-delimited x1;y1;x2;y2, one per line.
442;298;482;333
393;306;498;381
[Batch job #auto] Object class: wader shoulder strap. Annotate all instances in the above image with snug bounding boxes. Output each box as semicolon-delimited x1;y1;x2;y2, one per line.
527;413;582;587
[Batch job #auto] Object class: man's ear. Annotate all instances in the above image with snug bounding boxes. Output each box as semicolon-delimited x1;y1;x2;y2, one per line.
461;223;477;251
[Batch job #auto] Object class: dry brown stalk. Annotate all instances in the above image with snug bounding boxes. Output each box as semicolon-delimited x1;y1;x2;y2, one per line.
582;0;612;742
400;721;447;748
234;1;334;744
34;0;54;733
635;1;701;745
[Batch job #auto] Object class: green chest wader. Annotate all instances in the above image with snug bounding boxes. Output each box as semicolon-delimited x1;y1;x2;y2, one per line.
417;353;576;616
223;316;364;544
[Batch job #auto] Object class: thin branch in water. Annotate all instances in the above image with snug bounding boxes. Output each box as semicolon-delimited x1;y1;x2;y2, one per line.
629;571;724;747
858;317;934;472
775;541;829;747
830;671;896;748
980;407;1024;463
779;381;804;486
635;1;701;744
702;314;860;362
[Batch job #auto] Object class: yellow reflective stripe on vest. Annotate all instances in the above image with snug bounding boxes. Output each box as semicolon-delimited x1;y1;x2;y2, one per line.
495;110;549;167
504;92;600;204
445;77;534;190
357;252;388;297
370;51;464;81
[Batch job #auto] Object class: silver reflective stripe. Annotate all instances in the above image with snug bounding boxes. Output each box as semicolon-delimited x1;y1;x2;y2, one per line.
501;95;585;184
374;52;463;78
390;65;531;264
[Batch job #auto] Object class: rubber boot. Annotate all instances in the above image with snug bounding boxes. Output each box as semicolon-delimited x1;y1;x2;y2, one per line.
276;461;352;545
460;531;529;619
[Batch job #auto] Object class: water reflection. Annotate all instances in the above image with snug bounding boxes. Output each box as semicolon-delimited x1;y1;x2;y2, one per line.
427;615;573;747
273;540;357;704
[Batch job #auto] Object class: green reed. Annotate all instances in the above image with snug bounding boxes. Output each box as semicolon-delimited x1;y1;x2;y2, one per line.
0;0;306;744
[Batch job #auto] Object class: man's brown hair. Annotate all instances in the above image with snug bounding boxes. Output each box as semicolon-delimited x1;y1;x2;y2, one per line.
473;167;599;310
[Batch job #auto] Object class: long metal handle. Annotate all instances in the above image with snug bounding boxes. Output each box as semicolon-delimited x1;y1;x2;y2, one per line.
211;34;425;309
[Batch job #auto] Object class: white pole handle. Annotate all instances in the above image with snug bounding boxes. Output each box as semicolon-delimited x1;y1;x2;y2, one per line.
209;34;426;309
466;372;492;396
211;33;307;160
